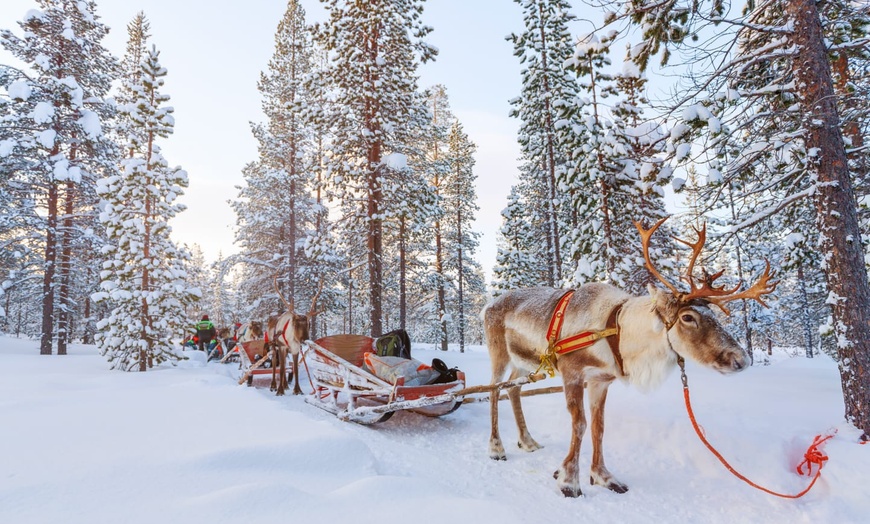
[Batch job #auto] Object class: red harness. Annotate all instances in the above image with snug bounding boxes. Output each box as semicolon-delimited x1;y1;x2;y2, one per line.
264;318;292;347
546;290;626;376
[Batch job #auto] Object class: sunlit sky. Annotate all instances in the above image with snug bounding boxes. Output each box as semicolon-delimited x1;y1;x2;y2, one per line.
2;0;599;282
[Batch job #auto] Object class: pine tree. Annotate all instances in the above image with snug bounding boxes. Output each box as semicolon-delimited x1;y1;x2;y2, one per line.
1;1;119;355
559;32;666;292
443;121;483;352
94;45;196;371
507;0;578;286
313;0;436;337
233;0;330;324
492;187;541;294
419;85;454;350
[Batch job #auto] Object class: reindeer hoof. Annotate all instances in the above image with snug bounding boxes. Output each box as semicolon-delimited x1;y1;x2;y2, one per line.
608;482;629;494
489;440;506;461
517;439;542;452
560;485;583;498
591;476;628;493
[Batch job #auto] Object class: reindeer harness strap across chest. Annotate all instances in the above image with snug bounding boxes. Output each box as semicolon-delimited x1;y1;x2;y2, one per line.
536;290;626;378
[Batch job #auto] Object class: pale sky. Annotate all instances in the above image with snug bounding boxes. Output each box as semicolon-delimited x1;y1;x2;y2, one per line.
2;0;574;282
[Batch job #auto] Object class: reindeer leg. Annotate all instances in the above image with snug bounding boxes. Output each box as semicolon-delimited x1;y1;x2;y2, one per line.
506;367;542;453
554;376;586;498
488;354;510;461
587;379;628;493
291;352;302;395
269;345;278;392
275;349;286;396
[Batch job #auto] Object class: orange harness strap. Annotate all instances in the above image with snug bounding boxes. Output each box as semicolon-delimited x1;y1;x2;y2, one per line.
545;291;624;376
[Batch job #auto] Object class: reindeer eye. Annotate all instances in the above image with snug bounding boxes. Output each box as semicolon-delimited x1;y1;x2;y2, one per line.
681;314;695;323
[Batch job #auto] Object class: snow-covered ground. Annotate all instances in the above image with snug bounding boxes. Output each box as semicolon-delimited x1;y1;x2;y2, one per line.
1;335;867;524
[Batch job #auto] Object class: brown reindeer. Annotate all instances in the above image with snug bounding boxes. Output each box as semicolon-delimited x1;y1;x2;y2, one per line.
482;217;777;497
235;321;263;344
266;278;322;396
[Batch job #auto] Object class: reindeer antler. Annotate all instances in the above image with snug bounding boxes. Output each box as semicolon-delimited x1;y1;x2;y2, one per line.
273;274;293;312
635;216;777;315
635;217;682;297
704;261;779;315
307;279;325;318
672;223;742;304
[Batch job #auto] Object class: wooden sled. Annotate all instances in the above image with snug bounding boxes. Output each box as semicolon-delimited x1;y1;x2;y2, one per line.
304;334;466;425
235;340;291;388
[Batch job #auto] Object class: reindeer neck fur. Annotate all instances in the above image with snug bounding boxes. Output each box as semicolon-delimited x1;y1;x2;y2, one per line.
614;293;679;391
557;284;677;391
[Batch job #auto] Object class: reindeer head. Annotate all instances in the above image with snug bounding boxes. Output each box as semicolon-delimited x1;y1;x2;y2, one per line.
636;217;778;373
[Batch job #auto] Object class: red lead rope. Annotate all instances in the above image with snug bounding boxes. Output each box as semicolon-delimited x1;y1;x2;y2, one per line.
679;358;833;499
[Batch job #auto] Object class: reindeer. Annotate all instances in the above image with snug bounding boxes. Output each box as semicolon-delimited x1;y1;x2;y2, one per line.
235;321;263;345
481;217;777;497
266;278;322;396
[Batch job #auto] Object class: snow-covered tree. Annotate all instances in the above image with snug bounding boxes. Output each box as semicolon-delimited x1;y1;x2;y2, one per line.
507;0;578;286
492;187;541;293
1;1;119;355
233;0;330;324
442;121;484;352
94;45;196;371
312;0;436;337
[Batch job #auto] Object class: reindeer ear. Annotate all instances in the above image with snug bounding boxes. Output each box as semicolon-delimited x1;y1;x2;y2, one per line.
648;284;679;330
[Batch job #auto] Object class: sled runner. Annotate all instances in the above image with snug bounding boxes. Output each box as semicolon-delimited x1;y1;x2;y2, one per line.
304;334;466;424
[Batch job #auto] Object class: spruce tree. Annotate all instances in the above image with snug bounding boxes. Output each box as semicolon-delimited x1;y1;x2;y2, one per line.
507;0;578;286
94;45;196;371
313;0;436;337
492;187;541;294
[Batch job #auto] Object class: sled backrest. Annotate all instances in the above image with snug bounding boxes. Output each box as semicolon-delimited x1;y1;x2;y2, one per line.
313;335;375;367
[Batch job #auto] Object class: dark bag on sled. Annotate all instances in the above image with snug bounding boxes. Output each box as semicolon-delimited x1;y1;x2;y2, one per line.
431;358;460;384
375;329;412;359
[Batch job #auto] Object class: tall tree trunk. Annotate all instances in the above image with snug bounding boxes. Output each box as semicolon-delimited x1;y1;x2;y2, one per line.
366;26;383;339
368;162;383;338
435;216;447;351
40;177;59;355
537;1;562;285
289;175;297;309
457;207;465;353
399;216;407;331
56;178;75;356
789;0;870;440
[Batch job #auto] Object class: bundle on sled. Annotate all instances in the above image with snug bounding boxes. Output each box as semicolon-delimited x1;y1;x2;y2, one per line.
305;330;465;424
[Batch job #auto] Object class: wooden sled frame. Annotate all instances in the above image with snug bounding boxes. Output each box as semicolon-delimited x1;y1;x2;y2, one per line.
304;335;466;424
234;340;292;387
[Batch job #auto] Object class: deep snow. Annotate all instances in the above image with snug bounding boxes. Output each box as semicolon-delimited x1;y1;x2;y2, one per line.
1;335;867;524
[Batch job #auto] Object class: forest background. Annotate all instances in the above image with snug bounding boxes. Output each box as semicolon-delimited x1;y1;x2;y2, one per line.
1;0;869;438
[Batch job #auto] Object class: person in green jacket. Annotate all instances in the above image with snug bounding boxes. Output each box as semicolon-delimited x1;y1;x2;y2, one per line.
195;314;216;352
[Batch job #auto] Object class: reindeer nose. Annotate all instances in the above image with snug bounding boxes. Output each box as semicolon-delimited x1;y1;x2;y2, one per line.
732;354;749;371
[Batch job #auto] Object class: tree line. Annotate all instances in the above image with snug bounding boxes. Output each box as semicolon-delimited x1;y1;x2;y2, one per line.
1;0;868;438
0;0;487;365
